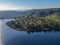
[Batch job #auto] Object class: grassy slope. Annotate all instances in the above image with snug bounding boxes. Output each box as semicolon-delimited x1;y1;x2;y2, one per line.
45;13;60;24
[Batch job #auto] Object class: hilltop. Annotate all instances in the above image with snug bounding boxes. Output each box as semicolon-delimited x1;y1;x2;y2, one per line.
0;8;60;19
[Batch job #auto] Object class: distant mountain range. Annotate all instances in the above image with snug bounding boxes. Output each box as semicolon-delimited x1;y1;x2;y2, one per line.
0;8;60;19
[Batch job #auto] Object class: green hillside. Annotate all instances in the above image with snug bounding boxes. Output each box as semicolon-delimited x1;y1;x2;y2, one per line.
46;13;60;21
6;8;60;32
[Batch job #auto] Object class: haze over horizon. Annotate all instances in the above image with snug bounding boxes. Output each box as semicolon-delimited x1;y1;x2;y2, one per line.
0;0;60;11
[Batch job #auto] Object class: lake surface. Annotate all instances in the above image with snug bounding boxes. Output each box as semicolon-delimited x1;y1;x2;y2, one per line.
1;19;60;45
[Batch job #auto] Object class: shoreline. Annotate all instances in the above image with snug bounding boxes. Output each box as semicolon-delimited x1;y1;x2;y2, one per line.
6;20;60;32
6;21;27;31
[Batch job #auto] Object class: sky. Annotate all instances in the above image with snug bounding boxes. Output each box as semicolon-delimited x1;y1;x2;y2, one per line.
0;0;60;11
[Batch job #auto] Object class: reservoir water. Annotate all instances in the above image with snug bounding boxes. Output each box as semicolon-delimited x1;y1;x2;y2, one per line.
1;19;60;45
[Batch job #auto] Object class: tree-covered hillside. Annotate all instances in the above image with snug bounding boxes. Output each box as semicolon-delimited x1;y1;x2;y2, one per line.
6;12;60;32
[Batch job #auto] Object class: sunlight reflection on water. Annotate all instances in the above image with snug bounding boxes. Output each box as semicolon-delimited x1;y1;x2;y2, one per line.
0;20;2;45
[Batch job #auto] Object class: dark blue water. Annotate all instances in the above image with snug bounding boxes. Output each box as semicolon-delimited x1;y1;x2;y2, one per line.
2;19;60;45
